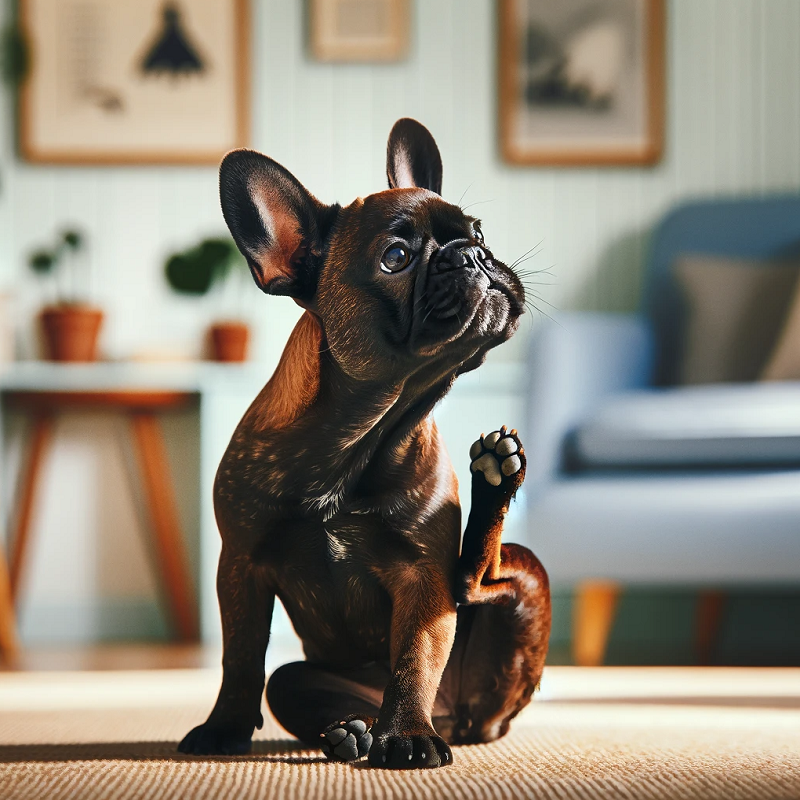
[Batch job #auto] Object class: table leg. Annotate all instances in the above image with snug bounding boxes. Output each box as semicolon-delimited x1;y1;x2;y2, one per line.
0;551;19;663
130;412;199;641
10;413;55;602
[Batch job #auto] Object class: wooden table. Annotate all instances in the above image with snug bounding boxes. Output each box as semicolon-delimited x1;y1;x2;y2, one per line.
0;385;202;660
0;361;280;663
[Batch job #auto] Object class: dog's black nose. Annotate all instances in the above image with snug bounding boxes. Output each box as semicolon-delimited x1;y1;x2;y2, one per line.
459;245;487;265
430;245;467;274
430;242;485;275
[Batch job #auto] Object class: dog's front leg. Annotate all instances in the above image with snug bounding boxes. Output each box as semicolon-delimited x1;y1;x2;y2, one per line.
368;568;457;768
179;546;274;755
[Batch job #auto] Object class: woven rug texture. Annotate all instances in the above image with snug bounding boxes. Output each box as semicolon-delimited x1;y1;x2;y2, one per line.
0;668;799;800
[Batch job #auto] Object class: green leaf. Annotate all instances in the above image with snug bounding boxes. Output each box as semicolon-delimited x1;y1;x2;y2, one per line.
164;236;242;295
1;23;29;86
199;238;235;263
165;253;215;295
62;230;83;250
29;250;55;274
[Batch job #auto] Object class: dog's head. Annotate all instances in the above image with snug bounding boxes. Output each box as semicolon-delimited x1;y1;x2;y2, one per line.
220;119;524;382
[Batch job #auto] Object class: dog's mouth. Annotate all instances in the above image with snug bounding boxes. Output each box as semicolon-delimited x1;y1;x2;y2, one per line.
411;241;524;353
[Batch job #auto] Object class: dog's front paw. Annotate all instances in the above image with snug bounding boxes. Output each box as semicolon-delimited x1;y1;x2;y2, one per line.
367;729;452;769
469;427;525;494
319;715;374;762
178;721;253;756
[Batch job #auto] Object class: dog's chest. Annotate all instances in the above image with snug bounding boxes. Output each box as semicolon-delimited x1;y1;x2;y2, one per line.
270;515;397;663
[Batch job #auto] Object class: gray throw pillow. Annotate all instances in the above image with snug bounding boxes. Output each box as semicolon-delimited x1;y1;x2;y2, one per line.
761;273;800;381
675;254;800;384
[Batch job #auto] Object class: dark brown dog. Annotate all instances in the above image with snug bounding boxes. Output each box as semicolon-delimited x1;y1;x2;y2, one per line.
178;119;551;769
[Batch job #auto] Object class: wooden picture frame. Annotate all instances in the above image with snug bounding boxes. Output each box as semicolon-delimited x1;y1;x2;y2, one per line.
19;0;250;165
310;0;410;62
499;0;665;166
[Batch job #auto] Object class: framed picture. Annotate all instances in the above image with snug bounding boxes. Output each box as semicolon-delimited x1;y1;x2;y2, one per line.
499;0;665;166
19;0;250;164
310;0;410;62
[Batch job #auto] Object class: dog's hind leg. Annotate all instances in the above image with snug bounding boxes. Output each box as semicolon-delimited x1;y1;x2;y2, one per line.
267;661;386;747
267;659;459;762
267;661;399;761
437;428;551;744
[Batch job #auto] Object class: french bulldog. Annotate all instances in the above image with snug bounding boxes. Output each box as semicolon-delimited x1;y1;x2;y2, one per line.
178;119;551;769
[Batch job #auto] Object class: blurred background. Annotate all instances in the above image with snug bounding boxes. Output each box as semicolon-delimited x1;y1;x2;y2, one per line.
0;0;799;670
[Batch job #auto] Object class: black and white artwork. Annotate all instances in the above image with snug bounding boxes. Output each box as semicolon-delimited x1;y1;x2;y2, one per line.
140;4;208;78
21;0;248;164
500;0;664;165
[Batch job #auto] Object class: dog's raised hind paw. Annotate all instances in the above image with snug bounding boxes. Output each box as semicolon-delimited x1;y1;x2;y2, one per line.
319;715;374;762
469;426;525;492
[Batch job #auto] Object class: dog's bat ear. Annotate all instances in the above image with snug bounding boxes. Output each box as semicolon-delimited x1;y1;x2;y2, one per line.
386;118;443;195
219;149;329;302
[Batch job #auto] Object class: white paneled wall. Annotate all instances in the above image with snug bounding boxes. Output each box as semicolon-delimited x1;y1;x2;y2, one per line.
0;0;799;641
3;1;800;360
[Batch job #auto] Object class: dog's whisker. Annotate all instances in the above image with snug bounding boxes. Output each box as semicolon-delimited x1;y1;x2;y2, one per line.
456;182;474;207
517;273;556;283
526;292;559;311
525;297;560;326
511;247;541;264
510;254;543;271
514;269;556;286
509;240;544;269
460;199;494;212
513;262;552;275
515;271;554;284
520;284;556;294
510;255;546;274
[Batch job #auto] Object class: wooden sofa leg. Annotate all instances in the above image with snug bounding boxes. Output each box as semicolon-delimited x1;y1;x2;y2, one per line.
573;581;621;667
695;590;725;666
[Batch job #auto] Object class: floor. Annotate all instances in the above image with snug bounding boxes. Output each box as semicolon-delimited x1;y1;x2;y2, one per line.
0;643;222;672
1;660;799;800
5;642;800;707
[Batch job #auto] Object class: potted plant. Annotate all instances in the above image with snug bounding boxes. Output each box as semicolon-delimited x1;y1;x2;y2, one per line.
28;229;103;362
164;236;251;362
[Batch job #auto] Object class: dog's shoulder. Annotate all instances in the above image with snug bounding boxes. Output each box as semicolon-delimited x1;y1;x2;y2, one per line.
246;311;323;432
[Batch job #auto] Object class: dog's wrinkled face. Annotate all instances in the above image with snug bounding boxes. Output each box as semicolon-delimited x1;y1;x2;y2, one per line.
318;189;524;379
220;119;524;382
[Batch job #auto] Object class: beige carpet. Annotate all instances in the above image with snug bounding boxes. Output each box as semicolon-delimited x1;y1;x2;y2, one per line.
1;667;799;799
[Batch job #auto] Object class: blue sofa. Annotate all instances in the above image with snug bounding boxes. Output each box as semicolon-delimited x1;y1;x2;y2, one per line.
525;195;800;665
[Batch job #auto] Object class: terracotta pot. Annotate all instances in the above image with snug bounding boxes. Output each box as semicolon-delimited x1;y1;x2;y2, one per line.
209;321;250;362
40;305;104;362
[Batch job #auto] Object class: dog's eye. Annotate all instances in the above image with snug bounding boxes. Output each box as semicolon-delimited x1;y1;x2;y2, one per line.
381;244;411;273
472;224;484;244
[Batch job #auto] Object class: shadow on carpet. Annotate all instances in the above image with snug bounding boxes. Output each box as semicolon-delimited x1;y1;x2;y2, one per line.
0;740;328;764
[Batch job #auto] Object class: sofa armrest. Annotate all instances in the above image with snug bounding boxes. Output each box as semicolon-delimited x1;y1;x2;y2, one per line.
526;312;655;495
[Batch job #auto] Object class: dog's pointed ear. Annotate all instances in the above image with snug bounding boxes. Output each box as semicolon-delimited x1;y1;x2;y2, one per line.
220;149;330;302
386;118;443;195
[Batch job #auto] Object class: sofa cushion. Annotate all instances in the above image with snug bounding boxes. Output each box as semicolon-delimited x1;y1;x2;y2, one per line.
675;254;800;385
569;384;800;469
761;271;800;381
